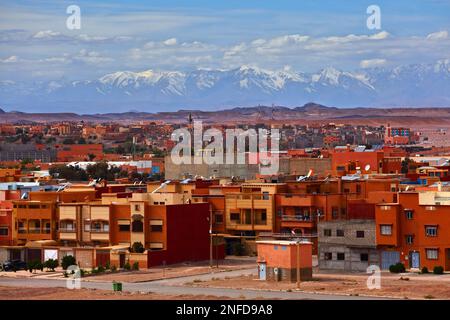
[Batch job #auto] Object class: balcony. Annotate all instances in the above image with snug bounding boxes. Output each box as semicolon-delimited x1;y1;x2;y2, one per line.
280;215;316;229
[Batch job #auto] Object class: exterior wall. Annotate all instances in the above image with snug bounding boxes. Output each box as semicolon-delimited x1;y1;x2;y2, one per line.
56;144;103;162
376;192;450;271
148;203;212;267
257;241;313;281
318;219;378;272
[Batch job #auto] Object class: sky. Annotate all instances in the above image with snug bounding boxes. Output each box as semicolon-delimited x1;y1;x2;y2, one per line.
0;0;449;81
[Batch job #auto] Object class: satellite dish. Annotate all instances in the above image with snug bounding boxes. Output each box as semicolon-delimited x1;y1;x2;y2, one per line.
365;164;371;172
405;186;410;191
306;169;313;178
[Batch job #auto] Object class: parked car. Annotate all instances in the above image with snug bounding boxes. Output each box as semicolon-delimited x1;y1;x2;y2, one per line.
2;260;27;271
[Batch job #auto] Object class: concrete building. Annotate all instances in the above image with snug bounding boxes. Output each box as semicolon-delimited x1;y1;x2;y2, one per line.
318;219;379;272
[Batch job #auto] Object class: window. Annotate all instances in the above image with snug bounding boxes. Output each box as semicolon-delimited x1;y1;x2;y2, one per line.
134;204;141;211
380;205;391;211
380;225;392;235
0;227;8;236
425;206;436;211
324;252;332;260
406;235;414;245
356;184;361;194
262;192;269;200
405;210;413;220
426;249;438;260
230;213;240;221
119;224;130;232
425;226;437;237
337;253;345;260
336;229;344;237
84;221;91;232
332;207;339;219
360;253;369;262
356;231;365;238
151;225;163;232
214;214;223;224
323;229;332;237
132;220;143;232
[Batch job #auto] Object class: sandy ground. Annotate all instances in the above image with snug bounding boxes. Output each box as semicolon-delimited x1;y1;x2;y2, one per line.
186;273;450;300
0;257;256;283
84;258;256;283
0;285;233;300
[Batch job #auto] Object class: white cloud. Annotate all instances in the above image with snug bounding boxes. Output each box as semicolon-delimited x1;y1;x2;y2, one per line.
1;55;18;63
163;38;178;46
32;30;61;39
426;30;448;40
360;58;387;68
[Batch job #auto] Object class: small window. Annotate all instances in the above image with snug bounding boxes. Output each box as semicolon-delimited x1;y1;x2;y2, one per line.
324;229;332;237
230;213;240;221
380;225;392;235
0;227;8;236
324;252;332;260
406;235;414;245
84;222;91;232
356;231;365;238
274;245;278;250
380;205;391;211
134;204;141;211
119;224;130;232
405;210;413;220
336;229;344;237
337;253;345;260
151;225;163;232
281;246;287;251
425;226;437;237
426;249;438;260
215;214;223;224
332;207;338;219
360;253;369;262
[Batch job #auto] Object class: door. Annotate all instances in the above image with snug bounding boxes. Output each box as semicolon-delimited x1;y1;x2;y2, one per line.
11;249;22;261
119;253;126;268
259;262;266;280
381;251;400;270
445;249;450;271
26;249;42;263
410;252;420;269
96;250;110;267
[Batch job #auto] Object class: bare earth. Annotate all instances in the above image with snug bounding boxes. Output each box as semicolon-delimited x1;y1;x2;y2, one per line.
186;273;450;300
0;285;232;300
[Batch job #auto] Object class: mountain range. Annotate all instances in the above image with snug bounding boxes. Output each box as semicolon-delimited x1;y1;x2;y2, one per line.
1;60;449;113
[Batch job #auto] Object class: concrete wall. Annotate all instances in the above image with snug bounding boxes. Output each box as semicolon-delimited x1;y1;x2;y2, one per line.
318;219;379;272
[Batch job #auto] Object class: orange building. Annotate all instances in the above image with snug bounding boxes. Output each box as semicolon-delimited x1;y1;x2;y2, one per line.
56;144;104;162
375;191;450;271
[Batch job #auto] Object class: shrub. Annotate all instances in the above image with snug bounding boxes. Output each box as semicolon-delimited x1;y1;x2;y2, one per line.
132;262;139;271
44;259;59;271
80;269;86;277
421;267;429;274
97;265;105;273
61;255;77;270
27;260;43;273
123;261;131;271
389;262;406;273
130;242;145;253
433;266;444;275
91;267;98;274
111;265;117;272
105;261;110;270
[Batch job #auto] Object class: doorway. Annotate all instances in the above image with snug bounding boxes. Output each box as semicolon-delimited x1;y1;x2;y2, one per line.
410;251;420;269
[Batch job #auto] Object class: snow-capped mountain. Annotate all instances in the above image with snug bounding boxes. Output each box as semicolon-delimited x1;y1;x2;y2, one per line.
1;60;449;113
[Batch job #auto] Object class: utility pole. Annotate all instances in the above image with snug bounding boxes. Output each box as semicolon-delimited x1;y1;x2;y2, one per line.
209;205;213;270
296;240;301;289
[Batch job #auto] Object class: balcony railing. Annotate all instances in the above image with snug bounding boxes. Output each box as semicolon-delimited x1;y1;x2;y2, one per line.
59;228;76;233
90;228;109;233
281;215;314;222
28;228;41;234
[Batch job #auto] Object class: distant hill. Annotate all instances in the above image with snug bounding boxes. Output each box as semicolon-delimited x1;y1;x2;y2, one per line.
1;102;450;125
